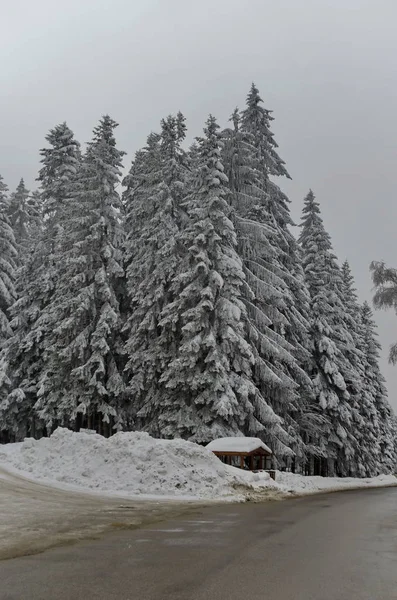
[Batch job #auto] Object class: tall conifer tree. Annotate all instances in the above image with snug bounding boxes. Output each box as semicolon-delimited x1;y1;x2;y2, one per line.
159;115;284;443
0;176;18;440
299;191;361;475
123;116;188;430
36;116;125;434
3;124;81;439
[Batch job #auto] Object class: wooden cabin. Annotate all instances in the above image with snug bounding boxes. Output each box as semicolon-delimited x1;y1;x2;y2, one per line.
206;437;275;477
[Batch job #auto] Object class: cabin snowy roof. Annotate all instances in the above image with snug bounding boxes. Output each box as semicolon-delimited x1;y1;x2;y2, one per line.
206;437;272;455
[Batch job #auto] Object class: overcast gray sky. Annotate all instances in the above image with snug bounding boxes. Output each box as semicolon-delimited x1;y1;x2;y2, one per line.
2;0;397;407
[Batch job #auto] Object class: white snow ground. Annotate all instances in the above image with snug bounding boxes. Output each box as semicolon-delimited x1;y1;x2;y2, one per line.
0;428;395;501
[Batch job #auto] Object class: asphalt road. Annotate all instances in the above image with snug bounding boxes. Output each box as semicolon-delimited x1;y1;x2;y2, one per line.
0;467;197;561
1;487;397;600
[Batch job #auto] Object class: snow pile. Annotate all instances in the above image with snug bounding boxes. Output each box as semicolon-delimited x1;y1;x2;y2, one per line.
0;428;274;500
0;429;395;502
275;471;397;495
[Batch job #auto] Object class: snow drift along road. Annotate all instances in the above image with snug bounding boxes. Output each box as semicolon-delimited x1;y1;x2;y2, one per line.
0;428;395;501
0;428;277;500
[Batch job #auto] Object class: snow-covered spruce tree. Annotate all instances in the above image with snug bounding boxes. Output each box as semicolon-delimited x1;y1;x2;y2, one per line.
241;83;290;180
226;88;321;467
123;115;188;430
340;261;381;476
158;115;285;444
187;140;201;173
2;246;46;440
0;176;18;441
28;190;43;228
39;122;82;236
36;116;125;435
219;109;300;460
361;300;396;473
8;179;41;262
299;191;362;476
2;124;81;440
7;178;29;244
0;176;17;342
122;136;163;422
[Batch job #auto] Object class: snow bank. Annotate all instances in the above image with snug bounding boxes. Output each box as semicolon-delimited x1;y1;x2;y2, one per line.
0;428;274;501
274;471;397;496
0;429;395;502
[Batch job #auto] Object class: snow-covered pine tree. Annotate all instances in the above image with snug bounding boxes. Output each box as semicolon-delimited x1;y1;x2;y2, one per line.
158;115;285;444
27;190;44;250
340;261;380;476
8;178;29;244
241;83;290;180
122;136;163;427
224;86;320;466
123;116;188;431
39;122;82;237
299;191;361;476
220;109;299;459
392;415;397;471
187;140;201;173
361;300;397;473
0;176;17;343
36;116;125;435
2;248;46;440
8;179;40;262
2;124;81;440
0;176;18;442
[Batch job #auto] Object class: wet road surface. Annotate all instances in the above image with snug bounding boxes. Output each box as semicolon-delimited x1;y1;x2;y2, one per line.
0;468;198;561
1;486;397;599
